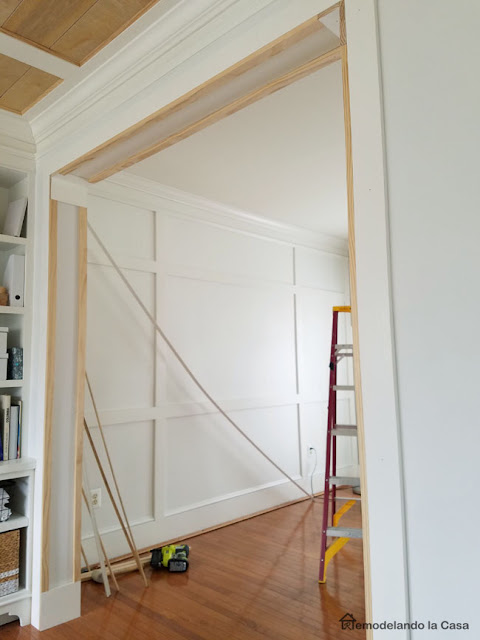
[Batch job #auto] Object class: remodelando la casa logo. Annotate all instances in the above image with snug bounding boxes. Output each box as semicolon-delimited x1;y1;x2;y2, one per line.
339;614;469;631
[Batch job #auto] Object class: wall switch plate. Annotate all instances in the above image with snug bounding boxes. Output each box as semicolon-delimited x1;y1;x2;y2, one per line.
90;488;102;509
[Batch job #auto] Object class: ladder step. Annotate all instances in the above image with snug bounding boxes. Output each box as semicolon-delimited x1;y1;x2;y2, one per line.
331;427;358;437
330;476;360;486
335;495;361;501
335;344;353;349
326;526;362;539
332;385;355;391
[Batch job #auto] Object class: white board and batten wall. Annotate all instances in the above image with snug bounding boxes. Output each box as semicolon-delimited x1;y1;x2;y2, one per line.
81;175;356;558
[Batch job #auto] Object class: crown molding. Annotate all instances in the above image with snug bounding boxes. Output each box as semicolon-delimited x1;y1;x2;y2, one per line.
89;172;348;256
29;0;278;157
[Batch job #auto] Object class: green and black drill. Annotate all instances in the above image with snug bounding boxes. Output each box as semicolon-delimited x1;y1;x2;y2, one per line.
150;544;189;573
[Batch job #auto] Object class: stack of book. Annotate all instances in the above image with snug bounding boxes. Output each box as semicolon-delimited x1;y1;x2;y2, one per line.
0;395;22;461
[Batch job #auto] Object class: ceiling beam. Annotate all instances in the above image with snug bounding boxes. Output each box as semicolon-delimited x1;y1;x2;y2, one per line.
0;30;78;79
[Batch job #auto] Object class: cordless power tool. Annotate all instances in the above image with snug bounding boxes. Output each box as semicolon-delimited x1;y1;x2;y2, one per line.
151;544;189;573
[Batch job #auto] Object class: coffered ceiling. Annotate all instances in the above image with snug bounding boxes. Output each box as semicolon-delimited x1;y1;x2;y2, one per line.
0;0;161;114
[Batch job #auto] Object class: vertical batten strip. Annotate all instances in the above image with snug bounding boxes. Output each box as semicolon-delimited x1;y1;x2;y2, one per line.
41;197;58;593
73;207;88;581
341;42;373;633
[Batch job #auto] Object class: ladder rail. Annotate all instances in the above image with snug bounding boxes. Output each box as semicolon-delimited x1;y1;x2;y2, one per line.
319;309;338;582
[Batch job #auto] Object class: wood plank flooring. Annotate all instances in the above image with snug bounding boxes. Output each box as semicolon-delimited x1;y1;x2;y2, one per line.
3;495;365;639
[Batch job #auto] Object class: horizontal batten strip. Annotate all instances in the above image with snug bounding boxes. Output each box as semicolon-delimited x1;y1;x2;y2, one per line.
83;394;354;427
87;248;158;274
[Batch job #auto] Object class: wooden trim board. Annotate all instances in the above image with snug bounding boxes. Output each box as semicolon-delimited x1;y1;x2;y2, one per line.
341;44;373;636
41;197;58;593
73;207;88;582
58;7;341;180
89;45;344;183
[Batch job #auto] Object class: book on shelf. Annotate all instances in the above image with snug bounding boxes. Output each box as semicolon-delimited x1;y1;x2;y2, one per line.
3;197;27;237
0;397;22;461
16;400;22;459
7;347;23;380
0;394;10;461
9;403;20;460
4;254;25;307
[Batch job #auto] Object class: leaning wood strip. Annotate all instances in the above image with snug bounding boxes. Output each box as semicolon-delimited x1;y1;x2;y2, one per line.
339;1;346;44
82;489;119;592
85;374;148;586
81;545;91;572
89;45;344;182
41;197;58;593
58;11;331;177
73;207;88;582
84;419;148;586
81;492;318;581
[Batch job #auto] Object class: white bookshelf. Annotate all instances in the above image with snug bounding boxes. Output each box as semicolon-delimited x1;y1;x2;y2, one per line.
0;513;29;534
0;165;34;627
0;307;25;315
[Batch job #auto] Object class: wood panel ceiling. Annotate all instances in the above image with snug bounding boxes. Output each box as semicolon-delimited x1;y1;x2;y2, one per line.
0;0;161;115
0;0;161;65
0;52;61;114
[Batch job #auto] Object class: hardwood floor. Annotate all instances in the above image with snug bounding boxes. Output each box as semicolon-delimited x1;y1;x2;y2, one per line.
3;496;365;639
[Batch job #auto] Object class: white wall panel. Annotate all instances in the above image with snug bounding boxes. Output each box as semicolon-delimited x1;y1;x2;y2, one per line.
164;277;296;403
86;264;155;411
296;288;346;399
296;247;347;291
164;215;293;284
165;404;299;513
82;420;155;538
88;195;155;260
84;183;349;559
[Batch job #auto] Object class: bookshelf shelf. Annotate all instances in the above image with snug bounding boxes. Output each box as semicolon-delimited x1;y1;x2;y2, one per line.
0;235;26;253
0;380;23;388
0;307;25;315
0;513;28;534
0;457;35;477
0;588;30;607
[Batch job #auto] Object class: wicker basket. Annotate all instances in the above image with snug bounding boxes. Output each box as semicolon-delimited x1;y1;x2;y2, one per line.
0;529;20;597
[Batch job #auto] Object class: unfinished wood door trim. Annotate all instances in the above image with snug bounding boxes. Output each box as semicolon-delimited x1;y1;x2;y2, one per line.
61;0;374;622
41;197;58;593
58;3;341;179
89;44;344;183
73;207;88;582
341;44;373;636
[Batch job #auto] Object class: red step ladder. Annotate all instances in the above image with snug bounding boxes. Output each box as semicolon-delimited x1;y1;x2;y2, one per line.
319;305;361;584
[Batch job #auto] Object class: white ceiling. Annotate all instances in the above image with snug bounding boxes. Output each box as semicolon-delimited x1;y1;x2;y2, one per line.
126;60;348;239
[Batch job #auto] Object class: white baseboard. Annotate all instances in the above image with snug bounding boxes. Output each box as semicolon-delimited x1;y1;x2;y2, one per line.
34;581;81;631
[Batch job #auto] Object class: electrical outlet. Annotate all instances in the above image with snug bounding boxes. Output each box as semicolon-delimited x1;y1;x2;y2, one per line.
90;488;102;509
